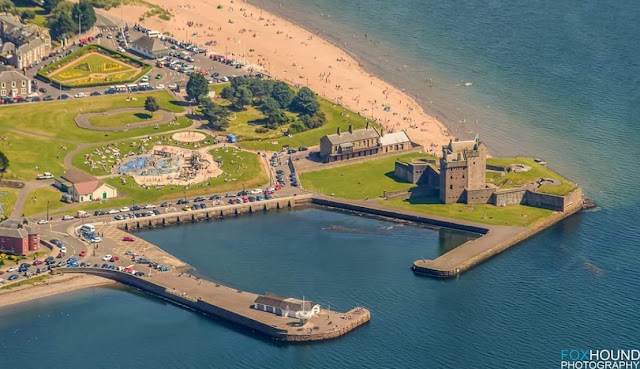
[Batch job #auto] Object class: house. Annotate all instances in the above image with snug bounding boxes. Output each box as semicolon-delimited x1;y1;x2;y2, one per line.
54;169;118;203
129;35;169;59
0;69;31;98
0;218;40;255
252;294;321;318
319;124;381;162
0;15;51;69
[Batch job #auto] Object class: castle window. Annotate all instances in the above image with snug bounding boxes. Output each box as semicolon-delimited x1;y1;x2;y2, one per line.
450;185;453;190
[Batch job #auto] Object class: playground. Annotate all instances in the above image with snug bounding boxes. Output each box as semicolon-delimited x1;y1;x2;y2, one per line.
116;145;222;186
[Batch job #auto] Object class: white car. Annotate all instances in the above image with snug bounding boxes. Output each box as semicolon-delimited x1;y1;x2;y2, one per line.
0;278;3;283
156;84;165;89
60;246;67;253
62;215;74;220
90;237;102;243
7;267;17;272
74;92;85;98
36;172;53;180
144;204;156;209
250;188;263;195
117;47;126;53
119;207;130;212
37;219;48;225
102;254;112;261
107;209;120;214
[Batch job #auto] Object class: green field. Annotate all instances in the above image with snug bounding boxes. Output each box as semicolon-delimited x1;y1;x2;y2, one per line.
0;188;19;218
22;186;67;217
0;131;76;180
384;197;553;227
486;157;576;196
300;153;434;200
88;111;161;128
72;128;212;176
0;91;185;143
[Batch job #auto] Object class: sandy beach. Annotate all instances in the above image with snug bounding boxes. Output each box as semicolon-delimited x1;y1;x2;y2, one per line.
0;274;114;308
104;0;451;154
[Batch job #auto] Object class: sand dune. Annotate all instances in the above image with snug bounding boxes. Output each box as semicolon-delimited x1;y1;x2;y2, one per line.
104;0;450;154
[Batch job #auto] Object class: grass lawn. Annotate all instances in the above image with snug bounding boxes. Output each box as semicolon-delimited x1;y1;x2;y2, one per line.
0;275;51;290
384;196;553;227
300;152;434;200
88;111;161;128
22;186;67;217
0;91;185;143
0;131;76;180
0;188;19;218
72;128;212;176
486;158;576;196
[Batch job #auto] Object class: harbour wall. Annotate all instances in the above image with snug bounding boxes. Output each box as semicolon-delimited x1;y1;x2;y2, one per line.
58;268;370;342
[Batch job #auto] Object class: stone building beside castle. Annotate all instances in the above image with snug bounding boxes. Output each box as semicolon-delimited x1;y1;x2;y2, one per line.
394;136;583;212
319;124;415;163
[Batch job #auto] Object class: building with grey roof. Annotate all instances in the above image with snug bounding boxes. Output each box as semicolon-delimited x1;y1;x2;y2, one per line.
252;294;321;318
0;69;31;98
129;35;169;59
0;15;51;69
0;218;40;255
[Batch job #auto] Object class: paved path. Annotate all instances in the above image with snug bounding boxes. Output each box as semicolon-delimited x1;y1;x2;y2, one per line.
11;179;55;218
74;108;177;132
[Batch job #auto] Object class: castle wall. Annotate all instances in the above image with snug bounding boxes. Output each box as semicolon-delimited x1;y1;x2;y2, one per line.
525;187;582;212
493;188;528;207
465;188;496;205
440;161;468;204
393;160;438;185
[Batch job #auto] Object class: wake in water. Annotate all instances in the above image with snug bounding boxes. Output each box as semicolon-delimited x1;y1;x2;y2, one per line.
322;225;367;234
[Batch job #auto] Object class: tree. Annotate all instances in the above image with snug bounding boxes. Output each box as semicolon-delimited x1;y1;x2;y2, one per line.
300;111;327;129
270;81;294;109
42;0;60;14
220;85;233;100
0;151;9;179
21;9;36;20
265;109;289;129
71;0;96;32
291;86;320;115
48;10;76;40
259;97;280;116
200;97;232;130
144;96;159;113
231;85;253;110
0;0;14;13
186;73;209;103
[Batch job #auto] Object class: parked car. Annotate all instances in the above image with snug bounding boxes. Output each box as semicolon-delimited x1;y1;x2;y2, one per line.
8;274;19;281
123;236;135;242
160;201;172;207
177;199;189;205
193;196;206;202
107;209;120;214
62;215;74;220
79;250;87;257
144;204;156;209
102;255;113;261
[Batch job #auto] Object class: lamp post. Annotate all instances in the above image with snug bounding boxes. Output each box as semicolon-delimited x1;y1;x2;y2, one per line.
78;12;82;36
46;200;49;221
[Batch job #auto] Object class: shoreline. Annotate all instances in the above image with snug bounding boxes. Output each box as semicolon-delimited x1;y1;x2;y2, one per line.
103;0;451;154
0;274;115;309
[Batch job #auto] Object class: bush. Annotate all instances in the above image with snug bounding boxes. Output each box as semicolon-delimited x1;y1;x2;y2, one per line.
288;121;308;134
254;127;269;134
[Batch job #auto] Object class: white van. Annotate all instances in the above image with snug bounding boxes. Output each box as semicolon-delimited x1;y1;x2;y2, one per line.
80;224;95;233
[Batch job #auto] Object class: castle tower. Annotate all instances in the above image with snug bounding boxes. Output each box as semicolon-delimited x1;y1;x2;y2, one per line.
439;136;487;204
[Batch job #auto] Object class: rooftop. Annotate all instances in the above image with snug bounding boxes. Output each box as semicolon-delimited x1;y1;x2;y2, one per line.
132;35;168;53
324;127;380;145
0;70;30;83
254;293;318;312
60;168;98;184
380;130;411;146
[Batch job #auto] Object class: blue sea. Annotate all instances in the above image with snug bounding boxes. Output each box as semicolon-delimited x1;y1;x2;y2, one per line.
2;0;640;367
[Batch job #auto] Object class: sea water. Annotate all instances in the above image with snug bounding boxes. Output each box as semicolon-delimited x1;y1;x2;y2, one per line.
2;0;640;366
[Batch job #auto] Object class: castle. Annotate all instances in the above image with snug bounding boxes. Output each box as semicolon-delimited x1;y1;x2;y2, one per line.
394;136;583;212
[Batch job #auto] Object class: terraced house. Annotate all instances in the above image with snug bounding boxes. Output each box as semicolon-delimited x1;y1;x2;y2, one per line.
0;69;31;97
0;15;51;69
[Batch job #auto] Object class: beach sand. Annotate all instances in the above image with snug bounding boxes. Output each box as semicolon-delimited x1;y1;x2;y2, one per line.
104;0;450;154
0;274;114;308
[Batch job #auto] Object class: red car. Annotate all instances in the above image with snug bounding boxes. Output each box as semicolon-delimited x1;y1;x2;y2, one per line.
122;236;135;242
56;252;65;258
110;256;119;262
79;250;87;257
275;184;283;190
32;260;43;266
